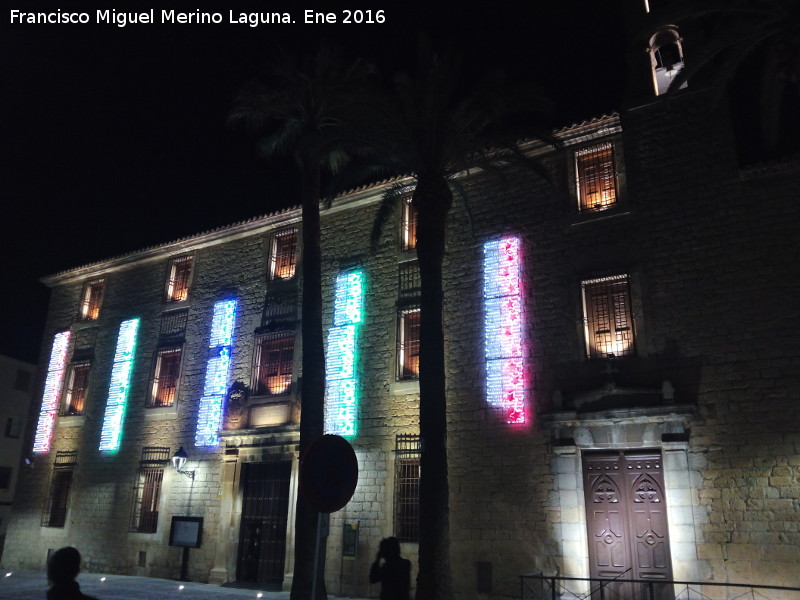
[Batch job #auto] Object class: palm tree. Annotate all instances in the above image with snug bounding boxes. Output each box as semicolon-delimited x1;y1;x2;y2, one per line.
229;44;374;600
359;45;552;600
662;0;800;152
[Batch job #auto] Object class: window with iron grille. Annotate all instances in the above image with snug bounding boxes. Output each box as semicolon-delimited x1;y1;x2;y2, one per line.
397;308;421;380
582;274;635;359
61;363;90;416
261;292;297;330
147;348;182;408
129;446;169;533
159;309;189;344
394;434;421;543
401;198;417;250
42;451;77;528
166;256;193;302
79;279;104;321
575;142;617;212
253;332;295;396
397;261;421;380
270;228;298;281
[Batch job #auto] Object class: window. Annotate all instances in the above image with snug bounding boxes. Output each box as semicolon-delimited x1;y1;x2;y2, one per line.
79;279;104;321
398;308;421;380
147;348;182;408
397;261;421;380
253;332;294;396
649;27;686;96
576;142;617;212
129;447;169;533
401;197;417;250
269;228;298;280
394;434;421;543
14;369;32;392
42;451;77;528
5;416;22;438
582;274;635;359
0;466;12;489
166;256;193;302
61;363;90;416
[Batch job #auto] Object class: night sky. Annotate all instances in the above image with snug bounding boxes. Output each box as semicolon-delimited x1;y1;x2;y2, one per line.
2;1;629;364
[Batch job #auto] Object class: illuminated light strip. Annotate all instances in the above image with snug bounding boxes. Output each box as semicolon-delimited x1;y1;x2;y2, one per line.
484;237;525;424
195;299;238;447
98;318;140;451
324;270;364;438
32;331;72;453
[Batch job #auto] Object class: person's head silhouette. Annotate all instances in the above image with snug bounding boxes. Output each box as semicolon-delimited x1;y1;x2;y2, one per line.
379;536;401;560
48;546;82;584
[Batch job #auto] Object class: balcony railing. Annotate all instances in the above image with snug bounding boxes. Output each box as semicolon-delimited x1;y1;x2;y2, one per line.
521;572;800;600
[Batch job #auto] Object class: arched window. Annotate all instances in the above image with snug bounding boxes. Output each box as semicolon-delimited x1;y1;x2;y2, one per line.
649;26;686;96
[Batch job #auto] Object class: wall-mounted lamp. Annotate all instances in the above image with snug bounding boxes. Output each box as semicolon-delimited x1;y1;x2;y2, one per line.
172;446;195;480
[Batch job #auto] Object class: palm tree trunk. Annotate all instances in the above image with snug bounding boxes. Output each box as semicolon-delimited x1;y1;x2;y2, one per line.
291;165;328;600
413;176;454;600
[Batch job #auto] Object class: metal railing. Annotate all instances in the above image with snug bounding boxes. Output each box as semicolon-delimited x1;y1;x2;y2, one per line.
521;572;800;600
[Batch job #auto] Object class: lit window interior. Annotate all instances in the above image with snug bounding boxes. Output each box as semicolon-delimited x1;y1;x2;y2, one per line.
99;318;140;451
80;280;104;320
167;256;192;302
195;299;238;447
32;331;71;453
582;275;634;359
271;229;298;280
576;142;617;212
324;270;364;438
483;237;525;424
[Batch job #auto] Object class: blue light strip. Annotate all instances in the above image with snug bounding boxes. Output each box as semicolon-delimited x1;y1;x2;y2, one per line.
483;237;525;424
99;318;140;451
324;270;364;438
195;299;237;447
32;331;71;454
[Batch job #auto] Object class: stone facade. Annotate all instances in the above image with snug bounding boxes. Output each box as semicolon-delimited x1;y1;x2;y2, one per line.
2;85;800;600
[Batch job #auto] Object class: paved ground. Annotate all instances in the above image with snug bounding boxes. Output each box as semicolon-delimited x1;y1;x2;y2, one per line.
0;570;370;600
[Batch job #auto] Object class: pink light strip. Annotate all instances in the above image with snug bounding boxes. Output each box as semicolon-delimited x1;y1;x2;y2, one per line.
32;331;71;453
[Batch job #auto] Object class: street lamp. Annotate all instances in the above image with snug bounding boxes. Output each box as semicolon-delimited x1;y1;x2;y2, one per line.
172;446;195;480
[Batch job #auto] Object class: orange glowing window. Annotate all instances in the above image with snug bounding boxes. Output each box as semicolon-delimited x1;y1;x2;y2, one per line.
398;307;420;380
254;332;294;396
148;348;182;408
80;280;104;321
62;363;90;416
401;198;417;250
166;256;192;302
270;228;298;281
576;143;617;212
582;275;635;359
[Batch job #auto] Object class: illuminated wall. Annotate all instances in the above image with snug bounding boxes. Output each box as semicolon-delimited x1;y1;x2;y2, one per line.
324;270;364;438
483;237;525;424
99;318;141;451
195;299;238;447
32;331;72;454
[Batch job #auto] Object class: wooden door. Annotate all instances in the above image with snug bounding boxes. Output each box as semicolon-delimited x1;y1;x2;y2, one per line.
237;461;292;586
582;450;672;600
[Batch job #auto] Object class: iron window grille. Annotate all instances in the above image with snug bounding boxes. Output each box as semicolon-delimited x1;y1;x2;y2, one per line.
269;228;298;281
129;446;170;533
397;307;421;380
575;142;617;212
166;256;193;302
394;434;421;543
147;348;182;408
42;450;77;528
79;279;104;321
159;309;189;345
61;363;91;416
253;332;295;396
582;274;635;359
261;292;298;330
401;198;417;251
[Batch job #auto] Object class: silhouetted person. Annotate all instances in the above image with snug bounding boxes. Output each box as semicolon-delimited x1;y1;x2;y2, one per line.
47;547;98;600
369;537;410;600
